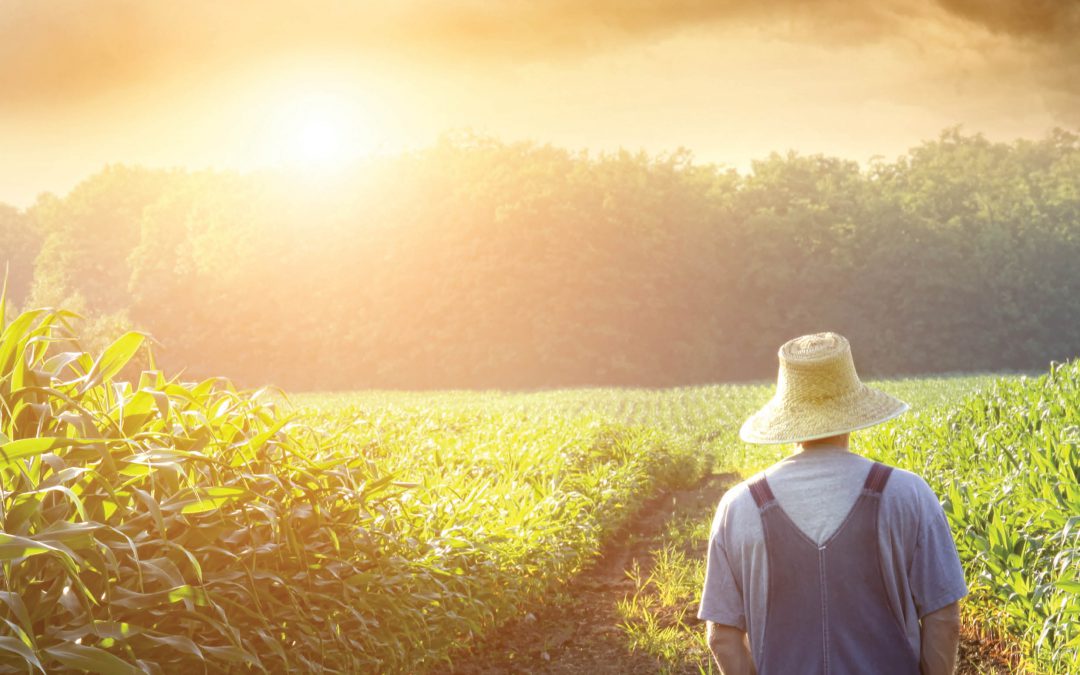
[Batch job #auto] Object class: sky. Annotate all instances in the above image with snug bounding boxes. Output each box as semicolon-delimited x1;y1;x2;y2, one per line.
1;0;1078;208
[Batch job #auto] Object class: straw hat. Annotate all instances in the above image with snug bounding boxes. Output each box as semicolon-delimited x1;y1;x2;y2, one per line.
739;332;909;445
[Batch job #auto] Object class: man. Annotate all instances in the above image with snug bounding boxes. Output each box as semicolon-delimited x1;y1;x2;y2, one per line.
698;332;966;675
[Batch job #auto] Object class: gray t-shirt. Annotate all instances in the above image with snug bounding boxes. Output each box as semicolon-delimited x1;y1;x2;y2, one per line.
697;447;968;666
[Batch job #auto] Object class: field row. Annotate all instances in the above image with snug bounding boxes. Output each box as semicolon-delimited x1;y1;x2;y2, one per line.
0;307;704;672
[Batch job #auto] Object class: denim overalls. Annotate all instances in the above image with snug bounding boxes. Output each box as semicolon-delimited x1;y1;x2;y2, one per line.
748;462;920;674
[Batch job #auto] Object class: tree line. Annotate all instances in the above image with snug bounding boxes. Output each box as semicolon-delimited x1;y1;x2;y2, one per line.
2;128;1078;390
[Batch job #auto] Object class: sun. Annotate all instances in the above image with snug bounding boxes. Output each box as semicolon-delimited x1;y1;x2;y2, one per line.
230;66;389;173
251;84;377;171
274;93;355;169
293;114;343;166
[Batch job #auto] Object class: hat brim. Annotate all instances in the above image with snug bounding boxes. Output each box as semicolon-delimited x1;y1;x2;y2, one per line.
739;385;909;445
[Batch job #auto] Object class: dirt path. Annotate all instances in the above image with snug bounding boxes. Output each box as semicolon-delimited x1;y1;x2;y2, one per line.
449;473;1015;674
450;473;735;674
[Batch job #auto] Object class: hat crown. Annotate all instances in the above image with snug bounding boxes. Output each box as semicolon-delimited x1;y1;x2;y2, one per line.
739;331;908;444
775;332;862;404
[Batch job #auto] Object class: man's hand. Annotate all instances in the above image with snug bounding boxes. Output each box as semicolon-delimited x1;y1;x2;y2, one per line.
920;601;961;675
706;621;757;675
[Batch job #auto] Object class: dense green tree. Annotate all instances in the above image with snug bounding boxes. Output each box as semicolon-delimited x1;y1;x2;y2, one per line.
1;128;1077;389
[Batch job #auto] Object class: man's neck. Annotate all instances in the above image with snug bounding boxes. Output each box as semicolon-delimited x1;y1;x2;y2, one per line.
796;434;851;454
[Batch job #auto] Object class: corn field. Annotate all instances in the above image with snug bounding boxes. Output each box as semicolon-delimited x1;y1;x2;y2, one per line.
1;298;1077;672
0;304;703;672
862;363;1080;672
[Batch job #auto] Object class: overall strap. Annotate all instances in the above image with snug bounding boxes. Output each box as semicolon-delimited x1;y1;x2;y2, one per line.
749;474;776;509
862;462;894;494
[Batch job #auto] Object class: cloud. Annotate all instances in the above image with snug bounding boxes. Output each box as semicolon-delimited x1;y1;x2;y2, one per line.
0;0;857;101
930;0;1080;118
937;0;1080;38
0;0;1078;121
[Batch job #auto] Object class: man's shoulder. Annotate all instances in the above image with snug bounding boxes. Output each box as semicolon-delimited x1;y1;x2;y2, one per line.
709;459;941;532
720;469;769;507
878;462;945;523
880;463;937;499
708;473;763;534
717;460;938;506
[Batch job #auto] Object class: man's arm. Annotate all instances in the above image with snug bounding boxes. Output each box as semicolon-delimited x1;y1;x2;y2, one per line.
706;621;756;675
919;601;960;675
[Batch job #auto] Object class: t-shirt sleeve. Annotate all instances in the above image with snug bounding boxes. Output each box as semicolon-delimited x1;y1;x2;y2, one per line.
697;529;746;628
909;478;969;618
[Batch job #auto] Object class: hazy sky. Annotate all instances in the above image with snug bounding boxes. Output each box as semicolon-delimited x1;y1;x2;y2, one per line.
1;0;1077;208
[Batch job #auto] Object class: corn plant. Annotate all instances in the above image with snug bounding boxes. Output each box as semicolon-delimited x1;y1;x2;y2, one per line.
861;363;1080;673
0;303;706;672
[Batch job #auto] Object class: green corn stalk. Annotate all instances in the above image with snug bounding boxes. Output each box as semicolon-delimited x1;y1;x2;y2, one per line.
0;305;709;673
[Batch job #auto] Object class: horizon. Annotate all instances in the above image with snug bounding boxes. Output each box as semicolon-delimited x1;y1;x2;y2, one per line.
3;124;1074;211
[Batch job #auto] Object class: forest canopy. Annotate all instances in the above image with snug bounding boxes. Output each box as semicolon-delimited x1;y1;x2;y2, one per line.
3;128;1079;390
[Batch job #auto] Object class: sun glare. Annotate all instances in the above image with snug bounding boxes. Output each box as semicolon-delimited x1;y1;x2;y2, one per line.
247;79;379;171
294;115;343;166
